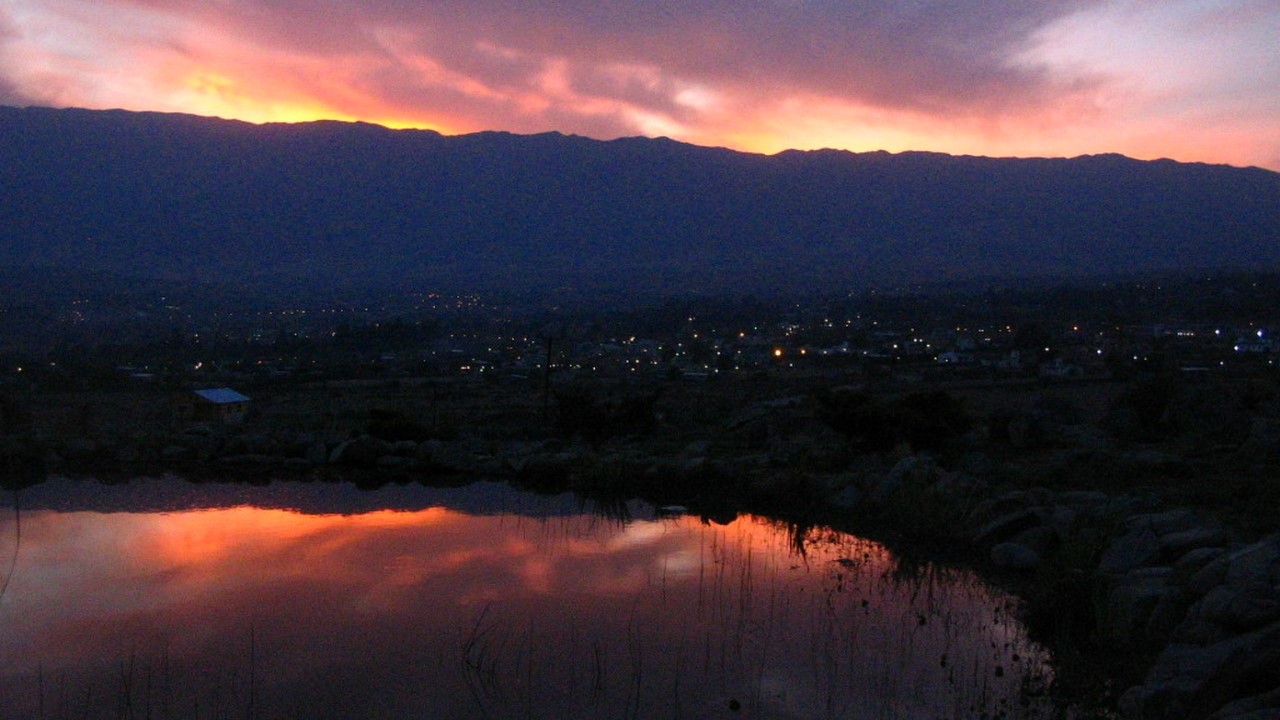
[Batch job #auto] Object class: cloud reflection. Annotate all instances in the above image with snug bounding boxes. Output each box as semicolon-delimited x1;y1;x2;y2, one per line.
0;489;1050;719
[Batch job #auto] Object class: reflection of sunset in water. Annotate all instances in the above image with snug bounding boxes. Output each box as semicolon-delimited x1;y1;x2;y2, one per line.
0;481;1055;719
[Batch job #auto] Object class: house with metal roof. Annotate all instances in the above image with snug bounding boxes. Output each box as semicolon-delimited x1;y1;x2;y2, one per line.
177;387;251;424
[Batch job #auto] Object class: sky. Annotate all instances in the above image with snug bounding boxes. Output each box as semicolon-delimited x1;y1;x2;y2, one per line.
2;0;1278;170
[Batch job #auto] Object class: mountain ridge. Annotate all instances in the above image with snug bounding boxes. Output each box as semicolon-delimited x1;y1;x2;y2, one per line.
2;105;1278;297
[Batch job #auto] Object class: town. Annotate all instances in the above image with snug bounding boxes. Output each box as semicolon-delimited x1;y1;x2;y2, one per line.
3;272;1278;394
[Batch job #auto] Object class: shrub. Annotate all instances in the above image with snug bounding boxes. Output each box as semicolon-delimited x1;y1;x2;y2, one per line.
817;389;971;454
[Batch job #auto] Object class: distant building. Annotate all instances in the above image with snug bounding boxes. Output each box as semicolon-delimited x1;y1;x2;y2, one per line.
177;387;251;424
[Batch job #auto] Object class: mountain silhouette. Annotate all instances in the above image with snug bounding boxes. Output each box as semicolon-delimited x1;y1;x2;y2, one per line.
2;105;1278;296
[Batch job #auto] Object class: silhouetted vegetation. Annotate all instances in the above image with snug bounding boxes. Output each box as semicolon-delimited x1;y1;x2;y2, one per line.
553;386;660;443
366;407;433;442
817;389;970;454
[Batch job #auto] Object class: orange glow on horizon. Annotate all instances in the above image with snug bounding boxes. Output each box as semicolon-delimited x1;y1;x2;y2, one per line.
172;70;456;134
144;506;456;566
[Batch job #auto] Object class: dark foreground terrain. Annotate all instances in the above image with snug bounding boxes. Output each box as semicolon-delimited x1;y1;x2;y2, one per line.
5;360;1280;718
4;274;1280;718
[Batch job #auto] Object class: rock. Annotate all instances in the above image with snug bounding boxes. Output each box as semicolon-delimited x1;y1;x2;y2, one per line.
305;441;329;465
1104;572;1169;646
929;471;986;504
1101;526;1163;574
1210;709;1280;720
1146;587;1193;645
1200;581;1280;632
1207;685;1280;720
1225;537;1280;586
967;491;1036;526
991;543;1041;571
1044;504;1078;538
682;456;709;474
1120;620;1280;720
242;433;278;455
1174;617;1227;646
1010;525;1059;557
1189;555;1232;597
972;508;1043;546
831;484;862;511
329;436;392;468
682;440;712;457
867;472;902;505
517;453;575;490
1004;409;1054;449
415;440;440;463
1176;547;1228;580
887;454;941;486
392;440;418;456
1127;509;1200;536
61;438;98;458
160;444;194;461
1161;527;1228;557
430;440;482;472
1056;490;1110;507
219;453;280;466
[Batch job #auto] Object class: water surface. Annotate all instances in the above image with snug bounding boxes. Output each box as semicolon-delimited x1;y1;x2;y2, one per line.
0;478;1056;719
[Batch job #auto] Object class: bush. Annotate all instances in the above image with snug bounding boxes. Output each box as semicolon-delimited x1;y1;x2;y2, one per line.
817;389;971;454
366;407;431;442
553;386;659;442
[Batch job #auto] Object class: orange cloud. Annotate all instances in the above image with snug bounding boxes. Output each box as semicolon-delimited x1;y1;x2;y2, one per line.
1;0;1277;169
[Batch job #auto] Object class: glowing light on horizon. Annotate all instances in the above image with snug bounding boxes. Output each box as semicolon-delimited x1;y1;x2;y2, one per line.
1;0;1277;169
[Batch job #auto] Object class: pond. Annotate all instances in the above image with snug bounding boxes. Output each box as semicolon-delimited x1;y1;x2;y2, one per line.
0;478;1058;719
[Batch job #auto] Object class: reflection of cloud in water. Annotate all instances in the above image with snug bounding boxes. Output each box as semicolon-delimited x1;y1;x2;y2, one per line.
0;481;1057;719
606;518;667;549
658;547;702;577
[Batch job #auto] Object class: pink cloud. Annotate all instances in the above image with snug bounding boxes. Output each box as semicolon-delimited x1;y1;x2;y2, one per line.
1;0;1277;170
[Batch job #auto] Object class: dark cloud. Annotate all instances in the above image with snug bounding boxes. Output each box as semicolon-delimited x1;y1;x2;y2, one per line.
0;78;26;106
119;0;1103;117
0;8;31;105
459;0;1103;113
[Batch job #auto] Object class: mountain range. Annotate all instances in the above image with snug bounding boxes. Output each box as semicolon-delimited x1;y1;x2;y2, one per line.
2;105;1279;298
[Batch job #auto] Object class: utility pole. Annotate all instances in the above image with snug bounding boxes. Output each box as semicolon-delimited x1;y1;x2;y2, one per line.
540;321;564;426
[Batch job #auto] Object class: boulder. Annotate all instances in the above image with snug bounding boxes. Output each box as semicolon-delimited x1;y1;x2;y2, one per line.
1010;525;1060;557
1127;509;1200;536
1207;685;1280;720
1199;581;1280;633
1101;526;1163;574
1188;555;1233;598
831;484;862;511
991;542;1041;571
61;438;98;459
1120;620;1280;720
1225;537;1280;586
967;491;1036;526
972;508;1043;546
1146;586;1193;645
329;436;392;468
1104;571;1170;646
1176;547;1228;580
160;444;194;461
1160;527;1228;558
305;441;329;465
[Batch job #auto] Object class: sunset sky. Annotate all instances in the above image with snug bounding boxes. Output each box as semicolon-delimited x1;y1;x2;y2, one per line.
2;0;1277;170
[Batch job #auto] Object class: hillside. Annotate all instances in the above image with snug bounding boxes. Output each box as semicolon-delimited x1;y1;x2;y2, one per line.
2;106;1279;296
